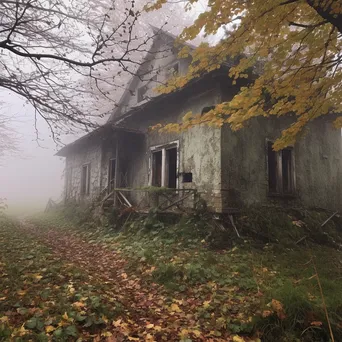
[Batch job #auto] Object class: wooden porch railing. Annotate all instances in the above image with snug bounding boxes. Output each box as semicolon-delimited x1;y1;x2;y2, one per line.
101;188;199;213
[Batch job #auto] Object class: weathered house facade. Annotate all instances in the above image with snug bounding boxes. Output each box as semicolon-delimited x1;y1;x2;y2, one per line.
57;29;342;213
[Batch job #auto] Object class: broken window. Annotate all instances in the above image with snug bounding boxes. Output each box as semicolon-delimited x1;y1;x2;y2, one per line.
81;163;90;196
108;158;116;191
267;141;295;195
151;143;178;188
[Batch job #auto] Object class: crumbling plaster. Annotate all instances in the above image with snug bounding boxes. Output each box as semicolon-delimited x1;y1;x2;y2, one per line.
65;142;102;202
221;116;342;211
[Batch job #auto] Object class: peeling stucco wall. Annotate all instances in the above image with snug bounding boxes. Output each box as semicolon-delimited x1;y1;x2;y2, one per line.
65;142;102;202
221;116;342;211
121;81;224;211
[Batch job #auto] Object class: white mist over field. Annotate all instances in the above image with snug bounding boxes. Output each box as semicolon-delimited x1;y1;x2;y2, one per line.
0;92;64;214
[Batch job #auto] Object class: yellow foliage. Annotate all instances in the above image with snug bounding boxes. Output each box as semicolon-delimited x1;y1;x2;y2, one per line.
45;325;56;333
232;336;246;342
148;0;342;149
169;303;182;313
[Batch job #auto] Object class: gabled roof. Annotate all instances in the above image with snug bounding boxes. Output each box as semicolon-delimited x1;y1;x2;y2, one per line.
108;25;197;122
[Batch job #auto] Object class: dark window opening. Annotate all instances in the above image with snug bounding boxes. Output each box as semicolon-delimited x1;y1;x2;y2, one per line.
81;164;90;195
201;106;215;115
108;158;116;191
166;147;177;188
152;150;162;187
282;149;293;194
267;142;278;193
267;141;295;196
137;85;148;102
182;172;193;183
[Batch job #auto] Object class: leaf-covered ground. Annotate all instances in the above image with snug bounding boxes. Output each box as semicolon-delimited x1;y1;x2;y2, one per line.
0;216;260;341
1;210;342;341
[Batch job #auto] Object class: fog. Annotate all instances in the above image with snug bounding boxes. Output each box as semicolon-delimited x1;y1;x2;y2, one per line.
0;1;213;215
0;92;65;214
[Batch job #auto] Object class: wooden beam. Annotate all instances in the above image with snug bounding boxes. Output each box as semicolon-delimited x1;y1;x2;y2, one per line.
160;192;192;211
113;135;119;207
161;148;166;187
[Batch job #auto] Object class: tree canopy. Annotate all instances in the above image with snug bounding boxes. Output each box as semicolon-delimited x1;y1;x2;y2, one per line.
148;0;342;149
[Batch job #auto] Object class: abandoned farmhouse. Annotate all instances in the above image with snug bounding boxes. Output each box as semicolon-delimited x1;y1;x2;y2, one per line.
57;29;342;213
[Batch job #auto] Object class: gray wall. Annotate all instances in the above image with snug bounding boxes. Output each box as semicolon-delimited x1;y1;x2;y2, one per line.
65;141;102;202
221;116;342;211
122;81;223;210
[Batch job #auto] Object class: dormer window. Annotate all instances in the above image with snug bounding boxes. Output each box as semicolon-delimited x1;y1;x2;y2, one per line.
165;62;180;79
137;84;148;103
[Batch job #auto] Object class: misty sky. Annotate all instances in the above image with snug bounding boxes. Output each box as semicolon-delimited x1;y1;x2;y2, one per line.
0;90;65;213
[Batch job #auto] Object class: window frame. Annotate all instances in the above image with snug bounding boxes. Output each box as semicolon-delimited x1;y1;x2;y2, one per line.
164;61;180;79
149;141;179;189
137;85;148;103
266;140;296;197
65;166;73;199
80;163;91;196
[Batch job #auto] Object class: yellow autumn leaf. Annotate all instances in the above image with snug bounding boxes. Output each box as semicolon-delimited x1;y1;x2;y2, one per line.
146;323;154;329
179;328;189;339
101;331;112;337
33;273;43;281
203;300;211;308
145;333;155;341
0;316;8;323
18;324;27;336
72;301;85;309
45;325;56;333
62;312;68;320
113;319;122;327
17;290;27;296
233;336;246;342
169;303;182;313
192;329;202;337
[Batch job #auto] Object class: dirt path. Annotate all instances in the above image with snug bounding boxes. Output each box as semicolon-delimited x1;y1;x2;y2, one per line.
18;220;224;341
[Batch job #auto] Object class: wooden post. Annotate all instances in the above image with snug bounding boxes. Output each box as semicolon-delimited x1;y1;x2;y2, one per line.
113;134;119;207
161;148;166;187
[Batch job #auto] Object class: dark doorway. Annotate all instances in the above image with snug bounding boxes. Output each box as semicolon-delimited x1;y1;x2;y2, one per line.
108;158;116;191
81;164;90;195
152;150;162;187
166;147;177;188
